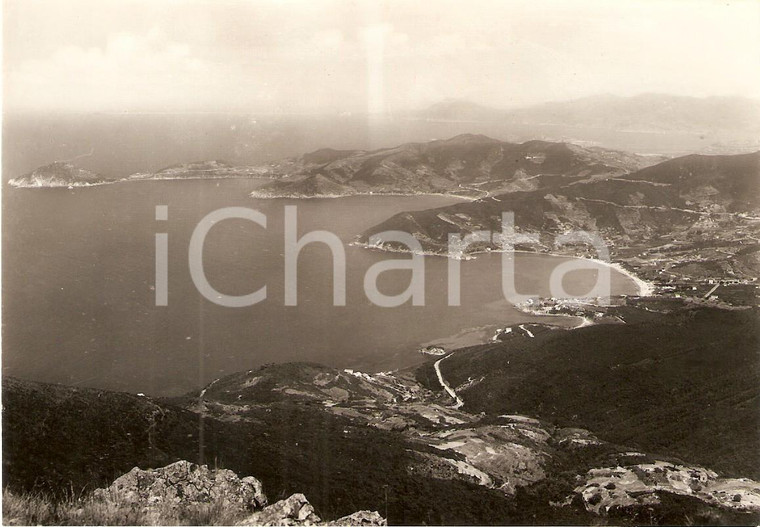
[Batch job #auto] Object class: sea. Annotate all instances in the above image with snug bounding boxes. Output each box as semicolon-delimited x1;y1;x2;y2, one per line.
3;113;679;396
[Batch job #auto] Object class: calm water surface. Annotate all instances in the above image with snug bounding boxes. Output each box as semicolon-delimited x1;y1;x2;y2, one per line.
3;179;638;395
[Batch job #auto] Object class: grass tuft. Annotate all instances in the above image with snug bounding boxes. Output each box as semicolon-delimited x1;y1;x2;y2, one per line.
1;488;249;526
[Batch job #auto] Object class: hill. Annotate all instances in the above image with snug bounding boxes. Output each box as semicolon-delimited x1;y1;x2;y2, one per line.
249;134;657;198
419;306;760;481
618;151;760;211
250;173;356;198
8;162;113;188
360;151;760;284
6;133;661;193
127;160;273;180
4;329;760;525
0;375;585;524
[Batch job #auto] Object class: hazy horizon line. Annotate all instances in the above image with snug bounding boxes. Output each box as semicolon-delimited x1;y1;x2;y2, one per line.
4;91;760;118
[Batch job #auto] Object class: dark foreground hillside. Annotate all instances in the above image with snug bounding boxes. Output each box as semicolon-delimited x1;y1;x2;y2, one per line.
420;306;760;480
1;377;592;524
4;305;760;525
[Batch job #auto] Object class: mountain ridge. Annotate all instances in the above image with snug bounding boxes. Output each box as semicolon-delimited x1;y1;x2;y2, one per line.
249;135;659;199
7;135;662;193
419;94;760;136
360;150;760;285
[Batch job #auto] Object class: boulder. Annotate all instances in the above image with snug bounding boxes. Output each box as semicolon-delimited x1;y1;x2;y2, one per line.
237;493;387;526
93;460;267;513
92;461;386;526
327;510;387;526
237;493;321;526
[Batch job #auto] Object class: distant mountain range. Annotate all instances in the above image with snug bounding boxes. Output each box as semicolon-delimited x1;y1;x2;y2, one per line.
9;134;760;288
419;94;760;136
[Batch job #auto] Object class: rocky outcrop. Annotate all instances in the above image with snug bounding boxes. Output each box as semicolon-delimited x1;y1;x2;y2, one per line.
236;493;386;526
93;460;267;513
93;461;385;526
327;510;387;526
237;493;321;526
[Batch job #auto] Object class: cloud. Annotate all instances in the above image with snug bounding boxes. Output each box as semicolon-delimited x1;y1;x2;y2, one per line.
53;29;200;74
7;29;213;112
4;0;759;114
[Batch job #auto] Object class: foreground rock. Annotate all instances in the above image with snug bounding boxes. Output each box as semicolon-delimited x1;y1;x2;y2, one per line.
94;461;385;526
326;510;387;526
236;493;320;526
93;460;267;513
236;493;386;526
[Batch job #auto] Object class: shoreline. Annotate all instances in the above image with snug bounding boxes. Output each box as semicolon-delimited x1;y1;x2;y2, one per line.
8;174;278;188
9;177;481;203
249;189;478;201
351;241;655;298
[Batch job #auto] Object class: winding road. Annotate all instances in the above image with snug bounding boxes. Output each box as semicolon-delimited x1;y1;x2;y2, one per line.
434;354;464;409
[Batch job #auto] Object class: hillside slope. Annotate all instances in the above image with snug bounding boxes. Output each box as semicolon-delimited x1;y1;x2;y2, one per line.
4;322;760;526
0;376;585;524
618;151;760;211
250;134;657;198
422;307;760;480
8;162;113;188
361;151;760;283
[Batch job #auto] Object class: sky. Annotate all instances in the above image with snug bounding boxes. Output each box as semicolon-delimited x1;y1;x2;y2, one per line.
3;0;760;114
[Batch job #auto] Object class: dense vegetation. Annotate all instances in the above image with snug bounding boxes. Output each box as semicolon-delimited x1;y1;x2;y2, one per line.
424;306;760;480
2;378;595;524
1;487;247;526
5;304;760;526
252;134;651;198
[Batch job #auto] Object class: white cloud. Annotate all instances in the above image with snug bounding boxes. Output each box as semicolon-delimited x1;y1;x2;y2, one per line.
4;0;759;113
8;28;214;112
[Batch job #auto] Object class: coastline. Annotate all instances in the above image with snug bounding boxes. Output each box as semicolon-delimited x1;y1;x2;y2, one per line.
351;240;656;298
249;189;478;201
353;238;655;357
8;174;277;188
7;179;119;188
9;176;481;204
